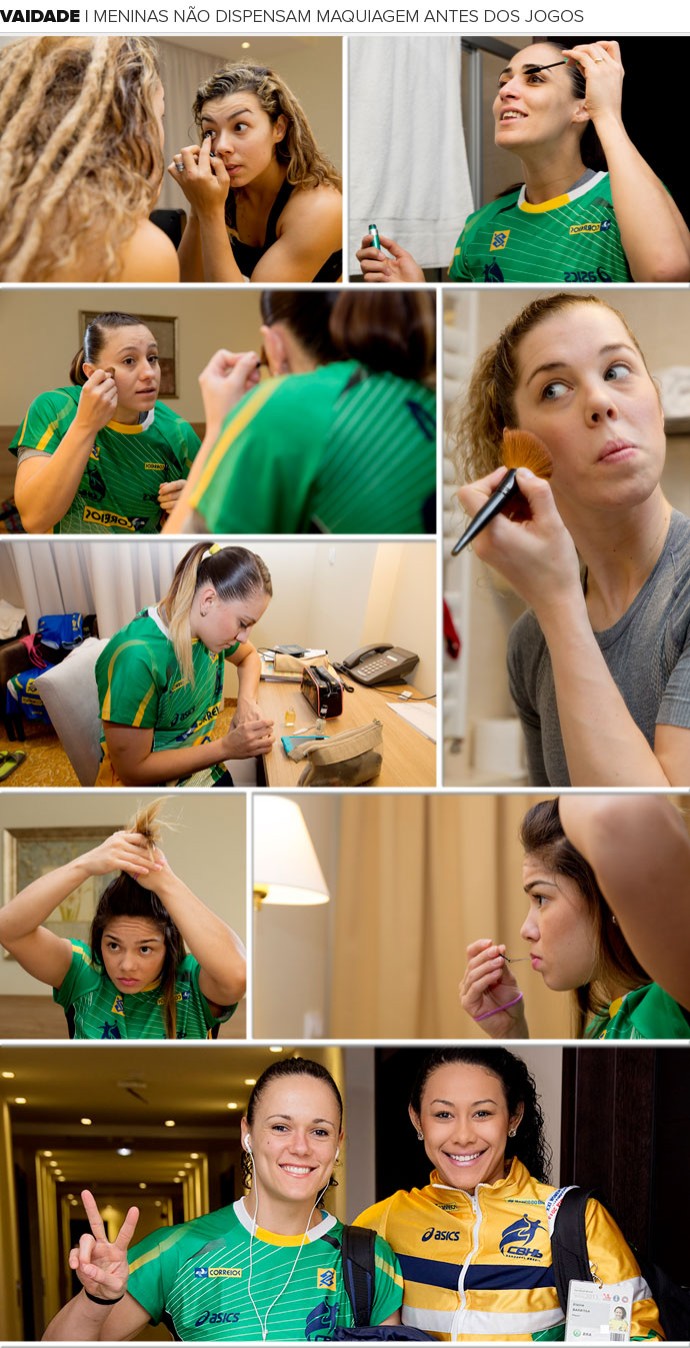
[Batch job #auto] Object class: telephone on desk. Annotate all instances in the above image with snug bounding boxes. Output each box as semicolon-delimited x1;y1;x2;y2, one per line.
339;644;419;687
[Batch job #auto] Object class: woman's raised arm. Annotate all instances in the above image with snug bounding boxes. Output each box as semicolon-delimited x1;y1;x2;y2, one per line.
558;794;690;1010
0;832;156;988
565;41;690;281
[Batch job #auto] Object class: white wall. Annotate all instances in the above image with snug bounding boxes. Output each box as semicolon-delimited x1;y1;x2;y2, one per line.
252;793;342;1038
0;792;246;996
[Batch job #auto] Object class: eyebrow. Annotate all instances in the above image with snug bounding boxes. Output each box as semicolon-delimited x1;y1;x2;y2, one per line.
430;1097;499;1107
498;61;555;78
103;929;163;941
524;878;557;892
265;1113;335;1125
115;344;158;356
525;343;638;387
201;107;251;123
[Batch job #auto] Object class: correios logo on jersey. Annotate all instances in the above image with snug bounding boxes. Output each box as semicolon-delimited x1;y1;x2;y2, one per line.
421;1227;461;1242
194;1265;242;1278
499;1214;548;1261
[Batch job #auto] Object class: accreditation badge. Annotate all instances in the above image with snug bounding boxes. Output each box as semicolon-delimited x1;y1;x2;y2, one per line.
565;1280;632;1341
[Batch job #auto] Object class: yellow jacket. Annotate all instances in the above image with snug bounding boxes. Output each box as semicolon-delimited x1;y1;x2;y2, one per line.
355;1159;662;1341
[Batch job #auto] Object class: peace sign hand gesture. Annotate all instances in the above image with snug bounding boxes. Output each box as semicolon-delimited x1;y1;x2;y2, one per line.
69;1190;139;1302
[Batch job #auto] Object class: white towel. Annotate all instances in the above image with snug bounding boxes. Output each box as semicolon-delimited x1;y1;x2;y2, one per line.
656;366;690;419
349;36;473;274
0;598;25;641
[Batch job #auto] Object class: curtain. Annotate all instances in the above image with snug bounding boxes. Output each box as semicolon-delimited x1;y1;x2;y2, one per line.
349;36;473;273
330;793;571;1040
0;540;189;635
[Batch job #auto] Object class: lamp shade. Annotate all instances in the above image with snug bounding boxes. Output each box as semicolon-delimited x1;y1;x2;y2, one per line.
253;797;330;906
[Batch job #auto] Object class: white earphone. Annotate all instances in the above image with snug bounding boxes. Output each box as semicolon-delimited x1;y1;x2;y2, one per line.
244;1134;253;1153
334;1147;340;1160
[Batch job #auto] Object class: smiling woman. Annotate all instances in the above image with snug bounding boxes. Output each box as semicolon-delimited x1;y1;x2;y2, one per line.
44;1059;404;1341
454;292;690;787
354;1048;663;1340
10;312;200;534
0;800;246;1040
357;38;690;284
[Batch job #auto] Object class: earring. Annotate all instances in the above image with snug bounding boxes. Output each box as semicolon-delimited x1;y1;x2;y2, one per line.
241;1149;254;1191
508;1128;517;1138
416;1130;423;1141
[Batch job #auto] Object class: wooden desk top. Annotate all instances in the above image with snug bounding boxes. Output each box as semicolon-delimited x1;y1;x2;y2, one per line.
258;676;437;787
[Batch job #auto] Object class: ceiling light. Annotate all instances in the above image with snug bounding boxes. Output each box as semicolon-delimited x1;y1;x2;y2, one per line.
164;1119;175;1128
138;1182;147;1190
81;1118;92;1126
2;1071;15;1079
13;1097;26;1104
243;1079;256;1087
117;1148;132;1157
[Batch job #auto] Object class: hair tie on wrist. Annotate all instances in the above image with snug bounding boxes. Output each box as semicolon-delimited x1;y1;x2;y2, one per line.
473;990;524;1022
83;1289;125;1306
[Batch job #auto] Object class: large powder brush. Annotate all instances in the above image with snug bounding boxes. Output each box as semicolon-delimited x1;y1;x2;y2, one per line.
452;430;553;556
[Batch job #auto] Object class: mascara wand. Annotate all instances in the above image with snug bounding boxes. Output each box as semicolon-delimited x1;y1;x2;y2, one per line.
452;429;553;556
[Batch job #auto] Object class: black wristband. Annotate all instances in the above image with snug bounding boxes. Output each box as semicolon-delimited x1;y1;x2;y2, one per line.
83;1289;125;1306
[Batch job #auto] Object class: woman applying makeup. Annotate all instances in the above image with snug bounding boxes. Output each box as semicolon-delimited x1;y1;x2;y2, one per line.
10;312;199;534
45;1059;403;1340
170;63;342;283
455;291;690;787
355;1048;662;1340
358;40;690;284
96;543;275;788
460;795;690;1039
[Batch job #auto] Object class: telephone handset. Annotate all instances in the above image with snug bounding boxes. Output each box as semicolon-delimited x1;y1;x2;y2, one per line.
340;643;419;687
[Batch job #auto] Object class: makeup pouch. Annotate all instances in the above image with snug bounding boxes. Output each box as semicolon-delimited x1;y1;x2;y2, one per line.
289;719;383;786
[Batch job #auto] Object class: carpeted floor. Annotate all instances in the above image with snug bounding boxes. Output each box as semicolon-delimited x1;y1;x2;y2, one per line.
0;706;239;788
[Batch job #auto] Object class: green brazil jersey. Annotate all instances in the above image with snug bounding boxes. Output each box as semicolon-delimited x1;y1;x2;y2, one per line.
95;608;238;788
449;171;632;284
189;360;437;534
9;387;200;534
587;982;690;1040
127;1200;403;1340
53;940;236;1039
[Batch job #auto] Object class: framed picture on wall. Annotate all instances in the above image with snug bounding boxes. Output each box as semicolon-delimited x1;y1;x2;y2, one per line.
78;312;179;398
2;827;120;957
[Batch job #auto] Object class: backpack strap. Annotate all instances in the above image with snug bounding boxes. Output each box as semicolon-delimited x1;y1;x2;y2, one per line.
547;1186;601;1313
340;1224;376;1327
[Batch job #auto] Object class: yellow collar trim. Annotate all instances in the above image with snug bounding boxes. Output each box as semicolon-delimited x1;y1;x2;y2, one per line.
519;191;571;214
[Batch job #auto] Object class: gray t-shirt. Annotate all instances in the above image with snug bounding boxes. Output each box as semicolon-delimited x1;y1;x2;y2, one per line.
507;510;690;786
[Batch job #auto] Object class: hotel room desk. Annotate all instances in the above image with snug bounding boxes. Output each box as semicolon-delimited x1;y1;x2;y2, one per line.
257;678;436;787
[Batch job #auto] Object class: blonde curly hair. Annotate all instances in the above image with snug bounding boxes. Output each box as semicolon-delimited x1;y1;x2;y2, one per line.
452;293;647;484
0;36;165;282
192;62;341;234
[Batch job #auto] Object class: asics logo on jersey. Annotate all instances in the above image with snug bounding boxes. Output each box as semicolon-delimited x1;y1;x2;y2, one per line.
194;1310;240;1325
499;1214;548;1260
422;1227;461;1242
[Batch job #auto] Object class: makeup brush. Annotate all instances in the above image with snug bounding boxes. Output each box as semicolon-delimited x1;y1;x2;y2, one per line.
452;429;553;556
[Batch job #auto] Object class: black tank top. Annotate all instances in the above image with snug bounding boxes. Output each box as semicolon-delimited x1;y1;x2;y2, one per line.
229;179;342;282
